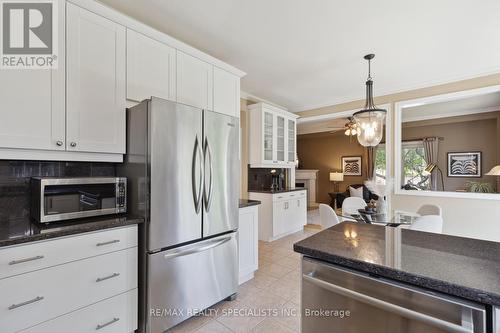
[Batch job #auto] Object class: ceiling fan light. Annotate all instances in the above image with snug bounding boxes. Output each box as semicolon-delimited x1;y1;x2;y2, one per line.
345;129;350;136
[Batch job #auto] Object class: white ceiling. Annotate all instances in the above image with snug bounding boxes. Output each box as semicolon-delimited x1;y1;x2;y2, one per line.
98;0;500;112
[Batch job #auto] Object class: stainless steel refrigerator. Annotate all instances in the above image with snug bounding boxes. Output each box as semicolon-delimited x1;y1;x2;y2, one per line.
118;97;239;333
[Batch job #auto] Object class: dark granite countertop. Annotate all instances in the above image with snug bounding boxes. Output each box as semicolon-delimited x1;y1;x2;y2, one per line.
294;222;500;306
248;188;306;194
0;214;144;248
239;199;261;208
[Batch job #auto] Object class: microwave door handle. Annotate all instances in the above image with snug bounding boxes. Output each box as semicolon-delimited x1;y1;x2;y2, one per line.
302;273;472;333
191;136;204;214
203;138;214;212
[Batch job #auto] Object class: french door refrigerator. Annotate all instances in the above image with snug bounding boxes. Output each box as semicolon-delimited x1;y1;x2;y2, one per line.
119;97;239;333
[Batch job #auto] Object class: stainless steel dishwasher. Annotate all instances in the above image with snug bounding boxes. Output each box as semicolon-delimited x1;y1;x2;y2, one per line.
302;257;487;333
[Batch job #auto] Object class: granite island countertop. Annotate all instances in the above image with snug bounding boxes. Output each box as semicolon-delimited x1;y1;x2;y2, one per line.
239;199;261;208
0;214;144;248
248;188;306;194
294;222;500;306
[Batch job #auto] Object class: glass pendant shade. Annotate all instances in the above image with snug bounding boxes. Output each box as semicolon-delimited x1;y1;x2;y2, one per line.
353;108;386;147
353;54;387;147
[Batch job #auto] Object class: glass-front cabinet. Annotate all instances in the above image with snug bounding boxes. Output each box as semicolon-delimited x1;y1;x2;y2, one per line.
287;119;296;166
248;103;298;168
263;111;274;163
276;115;285;163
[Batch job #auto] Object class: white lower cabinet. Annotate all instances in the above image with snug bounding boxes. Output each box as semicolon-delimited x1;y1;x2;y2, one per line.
20;289;137;333
249;190;307;242
0;225;138;333
238;205;259;284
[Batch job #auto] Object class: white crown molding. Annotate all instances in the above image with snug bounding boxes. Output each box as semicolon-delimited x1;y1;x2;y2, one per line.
403;105;500;123
292;68;500;113
240;91;288;111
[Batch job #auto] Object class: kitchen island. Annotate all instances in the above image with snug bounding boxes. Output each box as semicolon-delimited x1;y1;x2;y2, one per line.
294;222;500;333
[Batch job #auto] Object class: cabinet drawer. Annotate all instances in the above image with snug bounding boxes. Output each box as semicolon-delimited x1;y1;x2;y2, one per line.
20;289;137;333
272;191;306;202
0;247;137;333
0;225;137;280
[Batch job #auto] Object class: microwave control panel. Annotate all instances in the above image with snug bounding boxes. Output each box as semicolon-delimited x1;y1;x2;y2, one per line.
116;178;127;213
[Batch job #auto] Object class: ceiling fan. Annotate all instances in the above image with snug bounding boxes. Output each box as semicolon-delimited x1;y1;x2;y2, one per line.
327;117;358;141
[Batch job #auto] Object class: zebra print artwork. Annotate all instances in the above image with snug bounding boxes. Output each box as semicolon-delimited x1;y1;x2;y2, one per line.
447;152;481;177
342;156;362;176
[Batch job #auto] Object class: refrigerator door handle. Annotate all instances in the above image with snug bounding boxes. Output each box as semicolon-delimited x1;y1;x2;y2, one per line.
203;137;214;212
192;136;204;214
303;272;473;333
163;235;232;260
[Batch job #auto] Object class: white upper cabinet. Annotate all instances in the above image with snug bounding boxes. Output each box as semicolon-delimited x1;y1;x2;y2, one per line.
0;70;65;152
66;2;126;154
287;118;296;166
213;66;240;117
0;0;65;153
126;29;176;102
176;51;213;110
248;103;298;168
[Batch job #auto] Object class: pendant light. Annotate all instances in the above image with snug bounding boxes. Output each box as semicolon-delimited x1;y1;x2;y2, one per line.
353;54;386;147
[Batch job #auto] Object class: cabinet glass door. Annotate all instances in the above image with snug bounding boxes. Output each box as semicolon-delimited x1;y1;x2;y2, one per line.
263;112;274;162
287;119;296;164
277;116;285;162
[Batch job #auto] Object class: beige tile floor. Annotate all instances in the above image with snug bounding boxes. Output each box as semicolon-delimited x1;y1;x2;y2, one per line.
167;211;321;333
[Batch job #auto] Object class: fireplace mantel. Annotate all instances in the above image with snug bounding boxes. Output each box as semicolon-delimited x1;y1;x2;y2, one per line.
295;169;319;208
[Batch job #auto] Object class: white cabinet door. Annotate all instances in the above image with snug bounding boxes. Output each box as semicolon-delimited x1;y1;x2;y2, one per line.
176;51;213;110
238;206;258;284
287;118;296;166
272;201;285;237
66;3;126;154
0;0;65;152
126;29;176;102
0;70;65;151
276;114;286;163
213;66;240;117
262;111;275;164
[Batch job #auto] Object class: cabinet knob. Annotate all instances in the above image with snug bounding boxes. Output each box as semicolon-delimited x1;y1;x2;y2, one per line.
70;142;77;147
56;140;63;146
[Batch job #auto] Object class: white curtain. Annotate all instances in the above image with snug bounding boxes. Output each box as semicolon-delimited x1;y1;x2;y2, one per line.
423;137;439;190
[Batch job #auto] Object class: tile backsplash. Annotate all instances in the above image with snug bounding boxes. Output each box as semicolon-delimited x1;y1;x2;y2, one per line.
0;161;116;222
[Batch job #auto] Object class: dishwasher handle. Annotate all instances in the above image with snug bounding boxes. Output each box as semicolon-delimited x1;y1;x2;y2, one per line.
303;273;473;333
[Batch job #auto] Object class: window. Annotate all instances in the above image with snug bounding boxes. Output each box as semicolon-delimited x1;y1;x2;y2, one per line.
401;141;430;190
374;144;386;184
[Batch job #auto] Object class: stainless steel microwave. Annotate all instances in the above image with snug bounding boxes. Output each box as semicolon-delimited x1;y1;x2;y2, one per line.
30;177;127;223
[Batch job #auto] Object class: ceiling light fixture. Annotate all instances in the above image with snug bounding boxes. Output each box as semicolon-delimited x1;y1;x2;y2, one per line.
353;54;387;147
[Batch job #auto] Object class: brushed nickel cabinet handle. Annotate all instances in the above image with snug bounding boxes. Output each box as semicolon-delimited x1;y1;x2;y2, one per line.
96;317;120;330
8;296;44;310
96;239;120;247
70;142;77;147
56;140;63;146
9;255;44;265
96;272;120;283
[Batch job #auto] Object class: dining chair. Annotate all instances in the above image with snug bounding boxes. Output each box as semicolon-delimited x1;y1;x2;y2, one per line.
410;215;443;234
342;197;366;216
417;204;442;216
319;204;341;229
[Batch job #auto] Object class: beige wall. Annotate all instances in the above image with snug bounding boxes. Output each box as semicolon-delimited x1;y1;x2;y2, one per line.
297;132;368;204
402;115;499;191
240;98;257;199
297;73;500;242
